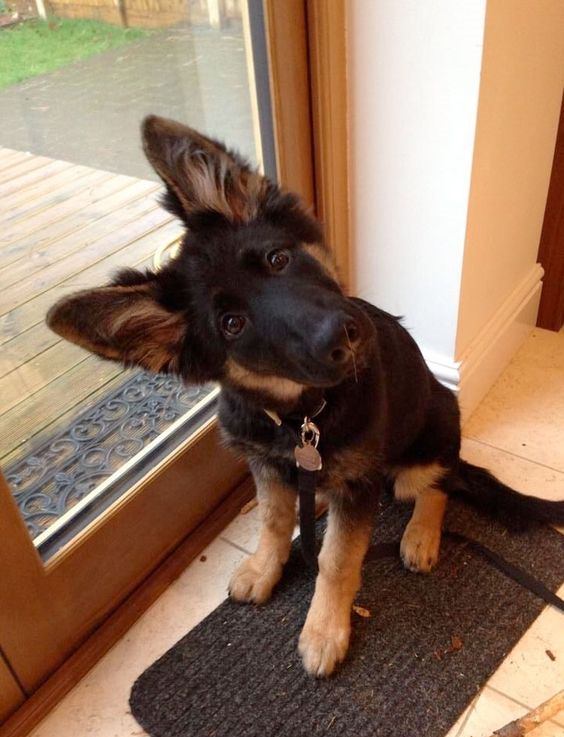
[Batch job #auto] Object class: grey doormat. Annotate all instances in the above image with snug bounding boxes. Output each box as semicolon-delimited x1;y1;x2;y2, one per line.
130;496;564;737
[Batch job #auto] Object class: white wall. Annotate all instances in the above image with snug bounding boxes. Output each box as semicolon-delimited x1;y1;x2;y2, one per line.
347;0;564;415
456;0;564;357
347;0;486;364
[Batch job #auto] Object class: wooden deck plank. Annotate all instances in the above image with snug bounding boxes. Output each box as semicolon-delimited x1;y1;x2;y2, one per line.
1;170;115;241
0;207;174;316
0;155;54;184
0;151;184;471
0;174;141;265
0;254;155;378
0;160;75;199
1;168;108;226
0;180;160;271
0;372;131;469
1;184;160;290
2;162;101;211
0;358;127;465
0;341;89;415
0;149;32;172
0;218;181;343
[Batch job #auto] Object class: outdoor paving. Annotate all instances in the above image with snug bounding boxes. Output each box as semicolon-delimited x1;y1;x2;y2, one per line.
0;22;256;180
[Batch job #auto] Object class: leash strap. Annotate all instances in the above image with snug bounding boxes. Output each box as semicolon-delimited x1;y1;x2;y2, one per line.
298;469;319;573
297;486;564;612
444;530;564;613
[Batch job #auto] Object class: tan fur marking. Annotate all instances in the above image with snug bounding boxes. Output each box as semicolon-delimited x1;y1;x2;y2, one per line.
153;145;267;225
229;467;296;604
318;445;375;494
400;488;447;573
393;462;444;502
298;510;372;677
225;358;305;401
110;302;185;372
393;463;448;573
48;285;185;373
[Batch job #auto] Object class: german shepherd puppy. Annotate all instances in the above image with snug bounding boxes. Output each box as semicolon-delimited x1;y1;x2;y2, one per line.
47;116;564;677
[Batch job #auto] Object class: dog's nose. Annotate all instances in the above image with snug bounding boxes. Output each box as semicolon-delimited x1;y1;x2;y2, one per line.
315;315;360;365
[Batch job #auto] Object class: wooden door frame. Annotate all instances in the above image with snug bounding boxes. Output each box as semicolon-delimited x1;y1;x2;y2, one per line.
265;0;350;288
0;1;349;731
0;657;23;724
307;0;350;289
537;90;564;332
0;419;247;691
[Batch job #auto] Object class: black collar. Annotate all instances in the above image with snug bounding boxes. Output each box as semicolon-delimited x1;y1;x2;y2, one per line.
264;394;327;427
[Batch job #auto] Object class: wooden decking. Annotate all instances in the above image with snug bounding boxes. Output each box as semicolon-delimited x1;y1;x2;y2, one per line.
0;147;183;469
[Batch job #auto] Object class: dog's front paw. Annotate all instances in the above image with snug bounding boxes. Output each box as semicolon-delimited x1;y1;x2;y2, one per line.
228;555;282;605
400;521;441;573
298;614;350;677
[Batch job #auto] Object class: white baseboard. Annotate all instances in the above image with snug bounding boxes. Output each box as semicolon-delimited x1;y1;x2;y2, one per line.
424;263;544;424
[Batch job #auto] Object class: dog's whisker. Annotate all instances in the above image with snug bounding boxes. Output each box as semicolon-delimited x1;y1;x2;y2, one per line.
345;325;359;383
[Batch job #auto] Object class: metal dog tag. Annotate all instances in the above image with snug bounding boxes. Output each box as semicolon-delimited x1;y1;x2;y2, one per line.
295;417;322;471
295;443;322;471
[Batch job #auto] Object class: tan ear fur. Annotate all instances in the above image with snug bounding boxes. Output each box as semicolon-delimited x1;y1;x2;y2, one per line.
47;284;186;373
142;115;267;224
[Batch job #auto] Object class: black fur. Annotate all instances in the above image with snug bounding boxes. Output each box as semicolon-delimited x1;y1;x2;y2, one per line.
45;116;564;677
46;116;564;531
48;117;564;572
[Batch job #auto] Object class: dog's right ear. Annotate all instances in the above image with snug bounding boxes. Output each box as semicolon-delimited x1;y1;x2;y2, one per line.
46;275;186;374
142;115;265;225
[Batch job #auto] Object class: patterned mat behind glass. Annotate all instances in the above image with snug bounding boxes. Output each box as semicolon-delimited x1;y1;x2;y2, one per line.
6;372;212;539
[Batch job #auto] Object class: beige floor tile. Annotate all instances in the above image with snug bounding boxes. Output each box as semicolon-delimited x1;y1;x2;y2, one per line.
220;498;302;553
219;502;261;553
456;686;564;737
30;538;248;737
461;437;564;503
459;438;564;721
512;327;564;371
485;584;564;722
464;329;564;472
444;695;481;737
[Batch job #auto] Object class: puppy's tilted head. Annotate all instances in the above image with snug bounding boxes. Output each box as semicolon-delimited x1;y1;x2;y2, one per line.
47;116;371;406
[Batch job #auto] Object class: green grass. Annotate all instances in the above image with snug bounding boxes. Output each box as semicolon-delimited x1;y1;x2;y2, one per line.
0;17;150;90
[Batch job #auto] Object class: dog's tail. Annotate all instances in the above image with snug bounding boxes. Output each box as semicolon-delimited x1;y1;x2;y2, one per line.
451;460;564;528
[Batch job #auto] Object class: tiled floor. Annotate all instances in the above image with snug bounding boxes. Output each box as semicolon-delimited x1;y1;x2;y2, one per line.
30;328;564;737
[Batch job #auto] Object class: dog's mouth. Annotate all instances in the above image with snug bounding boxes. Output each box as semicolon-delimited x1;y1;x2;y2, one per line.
223;301;374;395
278;322;373;389
297;347;368;387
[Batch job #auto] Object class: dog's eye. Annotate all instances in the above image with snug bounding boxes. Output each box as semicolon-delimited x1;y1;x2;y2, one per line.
266;249;290;271
221;314;247;338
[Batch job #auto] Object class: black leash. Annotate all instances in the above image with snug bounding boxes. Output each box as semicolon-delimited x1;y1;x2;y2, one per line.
266;404;564;613
298;469;320;573
444;530;564;613
297;478;564;612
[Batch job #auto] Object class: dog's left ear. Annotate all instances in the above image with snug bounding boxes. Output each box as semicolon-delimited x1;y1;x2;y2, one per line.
47;278;186;374
142;115;265;225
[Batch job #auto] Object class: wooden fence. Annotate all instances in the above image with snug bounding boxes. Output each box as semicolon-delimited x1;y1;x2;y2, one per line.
33;0;242;28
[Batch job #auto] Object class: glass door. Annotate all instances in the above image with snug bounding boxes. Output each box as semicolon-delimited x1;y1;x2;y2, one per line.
0;0;314;706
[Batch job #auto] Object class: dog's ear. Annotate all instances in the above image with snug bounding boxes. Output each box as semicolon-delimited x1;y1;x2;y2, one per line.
46;276;186;374
142;115;266;225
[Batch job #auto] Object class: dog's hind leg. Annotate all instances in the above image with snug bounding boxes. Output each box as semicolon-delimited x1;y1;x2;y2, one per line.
229;465;296;605
395;463;448;573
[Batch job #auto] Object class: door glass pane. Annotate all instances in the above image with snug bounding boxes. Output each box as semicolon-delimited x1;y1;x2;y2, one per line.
0;0;274;558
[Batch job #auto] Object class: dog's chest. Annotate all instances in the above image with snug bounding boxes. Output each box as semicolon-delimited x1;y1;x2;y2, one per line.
218;397;377;492
218;404;297;467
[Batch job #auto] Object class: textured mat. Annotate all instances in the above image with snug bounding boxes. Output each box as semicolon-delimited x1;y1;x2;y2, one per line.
130;496;564;737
